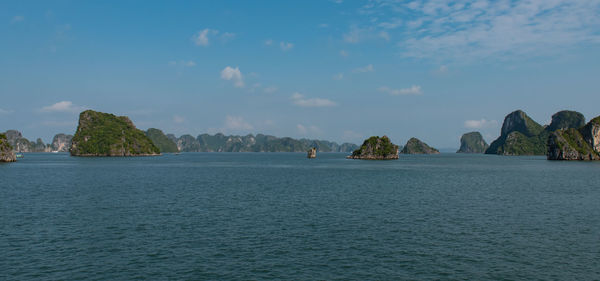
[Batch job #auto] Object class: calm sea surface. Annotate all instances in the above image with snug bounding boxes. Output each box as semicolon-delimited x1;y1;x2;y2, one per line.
1;153;600;280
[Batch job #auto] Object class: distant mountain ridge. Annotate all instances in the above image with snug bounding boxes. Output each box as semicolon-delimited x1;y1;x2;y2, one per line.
2;130;73;152
173;132;358;152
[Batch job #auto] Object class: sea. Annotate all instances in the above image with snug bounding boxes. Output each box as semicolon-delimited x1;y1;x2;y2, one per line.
2;152;600;280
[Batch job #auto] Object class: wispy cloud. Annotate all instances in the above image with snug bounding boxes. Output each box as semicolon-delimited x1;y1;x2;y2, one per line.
264;39;273;46
11;15;24;24
378;85;422;95
225;115;253;131
297;124;321;135
291;93;337;107
220;66;244;88
339;50;349;57
464;119;498;129
358;0;600;61
40;101;85;113
280;41;294;51
0;108;14;114
332;73;344;80
173;115;185;124
263;86;278;94
168;60;196;67
353;64;374;73
192;28;234;47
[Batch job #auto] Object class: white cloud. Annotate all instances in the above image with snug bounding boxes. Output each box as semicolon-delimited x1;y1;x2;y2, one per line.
225;115;253;131
438;65;448;73
173;115;185;124
333;73;344;80
353;64;374;73
263;86;278;93
339;50;349;57
192;28;215;46
11;15;24;24
369;0;600;61
192;29;233;46
0;108;14;114
280;41;294;51
291;93;337;107
378;85;422;95
220;66;244;88
264;39;273;46
464;119;498;129
40;101;85;113
318;23;329;28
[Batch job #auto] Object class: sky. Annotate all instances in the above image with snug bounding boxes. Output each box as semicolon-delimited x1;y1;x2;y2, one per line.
1;0;600;148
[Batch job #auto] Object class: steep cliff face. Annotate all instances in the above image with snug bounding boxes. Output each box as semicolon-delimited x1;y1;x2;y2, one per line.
457;132;488;153
145;128;178;153
487;110;545;155
70;110;160;156
548;117;600;160
50;134;73;152
4;130;32;152
401;137;440;154
0;133;17;162
486;110;585;156
348;136;399;160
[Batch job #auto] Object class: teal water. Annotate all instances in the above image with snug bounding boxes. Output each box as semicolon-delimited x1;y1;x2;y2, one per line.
1;153;600;280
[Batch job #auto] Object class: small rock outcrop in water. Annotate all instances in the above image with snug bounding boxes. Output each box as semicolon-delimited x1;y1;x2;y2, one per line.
457;132;488;153
145;128;179;153
307;147;316;158
50;134;73;152
548;116;600;160
70;110;160;156
0;133;17;162
347;136;399;160
401;138;440;154
486;110;585;156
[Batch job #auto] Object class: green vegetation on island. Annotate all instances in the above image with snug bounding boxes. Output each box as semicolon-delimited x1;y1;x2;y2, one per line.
348;136;399;160
486;110;585;156
548;116;600;160
457;132;489;153
145;128;179;153
70;110;160;156
0;133;17;162
401;137;440;154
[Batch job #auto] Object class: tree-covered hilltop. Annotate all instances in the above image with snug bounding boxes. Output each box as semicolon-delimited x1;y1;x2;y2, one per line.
70;110;160;156
401;137;440;154
0;133;17;162
348;136;399;160
145;128;179;153
457;132;488;153
486;110;586;156
548;116;600;160
173;133;358;153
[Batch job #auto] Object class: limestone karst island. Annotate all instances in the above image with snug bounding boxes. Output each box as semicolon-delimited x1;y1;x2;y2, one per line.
70;110;160;157
347;136;399;160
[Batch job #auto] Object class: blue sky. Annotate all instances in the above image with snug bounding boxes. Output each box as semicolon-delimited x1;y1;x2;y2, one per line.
1;0;600;148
